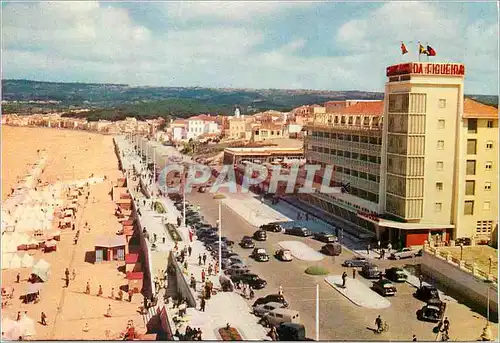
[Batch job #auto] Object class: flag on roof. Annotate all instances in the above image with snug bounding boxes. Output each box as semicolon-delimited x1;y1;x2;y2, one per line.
426;45;436;56
419;43;428;55
400;42;408;55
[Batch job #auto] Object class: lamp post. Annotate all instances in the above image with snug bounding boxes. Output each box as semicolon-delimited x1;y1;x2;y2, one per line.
483;279;494;341
218;201;222;277
460;243;464;261
488;257;492;275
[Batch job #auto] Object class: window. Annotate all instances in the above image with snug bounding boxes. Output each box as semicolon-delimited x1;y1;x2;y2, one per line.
435;203;442;212
465;180;475;195
476;220;493;233
487;120;494;128
467;139;477;154
437;140;444;150
486;141;493;149
485;161;493;170
466;160;476;175
484;182;492;191
438;119;445;129
438;99;446;108
483;201;491;211
467;119;478;133
436;161;444;171
464;201;474;215
436;182;443;191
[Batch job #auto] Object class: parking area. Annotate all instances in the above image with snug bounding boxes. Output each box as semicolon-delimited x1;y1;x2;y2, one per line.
183;190;498;341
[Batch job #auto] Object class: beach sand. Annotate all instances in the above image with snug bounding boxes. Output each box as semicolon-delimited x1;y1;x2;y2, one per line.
1;126;146;339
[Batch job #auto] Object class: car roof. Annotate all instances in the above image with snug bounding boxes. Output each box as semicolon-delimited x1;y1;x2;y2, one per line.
270;308;299;315
263;302;283;307
377;279;392;284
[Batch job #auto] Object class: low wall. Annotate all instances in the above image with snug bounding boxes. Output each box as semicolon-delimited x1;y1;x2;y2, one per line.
421;250;498;316
168;252;197;308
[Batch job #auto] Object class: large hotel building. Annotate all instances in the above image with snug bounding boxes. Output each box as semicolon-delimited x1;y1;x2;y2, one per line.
301;62;498;247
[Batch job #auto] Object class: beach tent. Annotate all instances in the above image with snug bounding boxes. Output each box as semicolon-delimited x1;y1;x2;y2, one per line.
2;235;19;253
18;314;36;338
1;253;12;270
9;254;22;269
32;259;51;282
21;253;35;268
25;283;42;296
2;318;23;341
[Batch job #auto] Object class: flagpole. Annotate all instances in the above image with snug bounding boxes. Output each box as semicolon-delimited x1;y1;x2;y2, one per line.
426;42;429;62
418;41;421;62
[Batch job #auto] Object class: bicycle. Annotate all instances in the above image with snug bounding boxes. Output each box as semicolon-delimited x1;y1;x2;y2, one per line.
375;322;389;334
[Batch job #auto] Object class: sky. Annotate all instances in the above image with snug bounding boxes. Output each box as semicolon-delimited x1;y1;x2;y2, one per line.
2;1;499;94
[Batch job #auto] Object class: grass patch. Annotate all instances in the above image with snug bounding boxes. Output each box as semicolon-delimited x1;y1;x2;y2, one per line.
213;194;226;200
166;223;182;242
154;201;166;214
305;266;329;275
218;327;243;341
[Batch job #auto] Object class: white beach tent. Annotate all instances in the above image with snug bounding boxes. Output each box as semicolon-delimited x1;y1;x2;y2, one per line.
2;318;23;341
1;253;12;270
2;234;19;253
18;314;36;338
21;253;35;268
32;259;51;282
9;254;22;269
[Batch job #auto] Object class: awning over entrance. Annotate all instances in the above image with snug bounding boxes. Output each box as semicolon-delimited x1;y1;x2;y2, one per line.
358;213;454;230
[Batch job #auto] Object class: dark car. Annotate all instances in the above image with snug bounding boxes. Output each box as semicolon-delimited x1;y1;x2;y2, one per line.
260;223;283;233
320;243;342;256
313;232;337;243
221;237;234;247
372;279;397;296
385;267;408;282
285;227;312;237
230;273;267;289
240;237;255;249
251;248;270;262
277;323;306;341
198;186;207;193
417;302;447;323
455;237;472;246
360;264;382;279
253;294;289;308
341;257;369;267
414;285;441;304
253;230;267;241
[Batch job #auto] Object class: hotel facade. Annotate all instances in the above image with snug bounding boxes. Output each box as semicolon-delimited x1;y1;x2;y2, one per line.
301;62;498;248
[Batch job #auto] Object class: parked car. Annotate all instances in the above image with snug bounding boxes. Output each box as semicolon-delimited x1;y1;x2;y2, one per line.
342;257;369;267
253;294;289;308
360;264;382;279
455;237;472;246
372;279;397;296
260;223;284;233
275;249;293;262
220;251;239;259
261;308;300;327
389;248;418;260
222;256;246;269
253;302;286;317
414;285;441;305
313;232;337;243
231;273;267;289
224;265;250;277
240;237;255;249
285;227;312;237
253;230;267;241
221;237;234;247
385;267;408;282
320;243;342;256
416;302;447;323
198;186;206;193
251;248;270;262
276;323;307;341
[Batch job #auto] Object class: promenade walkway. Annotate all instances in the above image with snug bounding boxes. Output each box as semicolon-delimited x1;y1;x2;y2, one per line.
324;275;391;309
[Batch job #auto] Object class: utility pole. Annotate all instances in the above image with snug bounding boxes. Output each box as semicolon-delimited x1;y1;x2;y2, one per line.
316;284;320;341
182;172;186;228
218;201;222;276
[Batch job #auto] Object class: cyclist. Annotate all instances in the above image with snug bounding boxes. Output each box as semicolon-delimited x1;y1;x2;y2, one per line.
375;315;383;333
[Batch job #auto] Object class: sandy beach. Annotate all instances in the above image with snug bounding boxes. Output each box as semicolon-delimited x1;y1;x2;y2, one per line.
1;125;145;340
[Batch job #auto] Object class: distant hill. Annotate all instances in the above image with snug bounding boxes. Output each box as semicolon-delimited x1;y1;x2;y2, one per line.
1;79;497;121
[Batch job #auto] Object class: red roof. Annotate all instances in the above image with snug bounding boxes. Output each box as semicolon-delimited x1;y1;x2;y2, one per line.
127;271;143;280
463;98;498;118
339;101;384;116
125;253;139;264
188;114;217;122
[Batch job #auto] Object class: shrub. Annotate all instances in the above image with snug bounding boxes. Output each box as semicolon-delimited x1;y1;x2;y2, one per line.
213;194;226;199
305;266;329;275
166;224;182;242
218;327;243;341
155;201;166;214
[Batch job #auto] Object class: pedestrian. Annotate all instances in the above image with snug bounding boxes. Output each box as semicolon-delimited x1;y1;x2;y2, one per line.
106;304;112;317
162;236;166;244
188;245;192;257
201;269;206;283
98;285;103;296
190;275;196;291
412;334;417;341
305;213;309;221
380;249;385;259
128;290;133;302
242;284;248;299
342;271;347;287
118;289;124;301
72;269;76;281
202;253;207;265
65;268;70;280
208;263;213;276
16;273;20;283
387;242;392;253
200;297;206;312
198;254;202;265
65;277;69;288
419;274;424;289
85;281;90;294
214;262;219;275
83;322;89;332
40;312;47;326
367;244;370;255
352;269;356;279
72;223;75;231
110;288;115;299
17;311;21;321
443;317;450;333
278;285;283;296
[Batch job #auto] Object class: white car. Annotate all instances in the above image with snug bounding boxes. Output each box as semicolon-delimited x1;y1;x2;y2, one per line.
389;248;417;260
275;249;293;261
253;302;286;317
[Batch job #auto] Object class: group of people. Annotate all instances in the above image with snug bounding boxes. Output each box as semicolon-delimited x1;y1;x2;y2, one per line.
235;282;254;300
84;281;134;302
174;326;203;340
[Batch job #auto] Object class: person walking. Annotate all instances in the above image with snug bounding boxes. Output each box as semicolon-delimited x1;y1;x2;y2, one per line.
106;304;112;317
188;245;192;257
412;334;417;341
201;269;206;283
352;269;356;279
85;281;90;295
16;273;20;283
65;276;69;288
118;289;124;301
367;244;370;255
278;285;283;296
208;263;213;276
65;268;70;280
40;312;47;326
72;269;76;281
419;274;424;289
200;297;206;312
98;285;103;297
214;262;219;275
128;290;133;302
190;275;196;291
375;315;383;333
387;242;392;253
110;288;115;299
202;253;207;265
342;271;347;287
198;254;202;266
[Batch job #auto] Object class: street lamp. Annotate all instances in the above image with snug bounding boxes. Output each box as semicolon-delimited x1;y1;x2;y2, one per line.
460;243;464;261
488;257;493;275
218;201;222;277
483;279;494;341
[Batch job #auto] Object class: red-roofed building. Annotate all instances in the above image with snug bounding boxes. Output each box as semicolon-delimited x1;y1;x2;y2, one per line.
125;253;141;273
126;271;143;293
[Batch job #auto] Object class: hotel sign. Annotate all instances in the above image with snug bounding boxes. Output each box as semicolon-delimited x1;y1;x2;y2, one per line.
386;62;465;77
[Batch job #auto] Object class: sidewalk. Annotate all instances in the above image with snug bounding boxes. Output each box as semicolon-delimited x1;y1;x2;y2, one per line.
278;241;324;262
325;275;391;309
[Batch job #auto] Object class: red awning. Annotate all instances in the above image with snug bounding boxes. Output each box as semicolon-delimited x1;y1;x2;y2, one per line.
125;253;139;264
127;271;143;280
